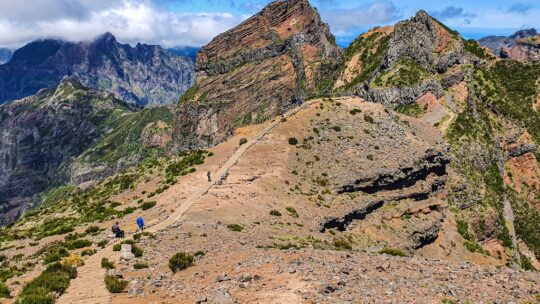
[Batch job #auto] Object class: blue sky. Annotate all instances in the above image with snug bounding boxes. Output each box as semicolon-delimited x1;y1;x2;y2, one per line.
0;0;538;49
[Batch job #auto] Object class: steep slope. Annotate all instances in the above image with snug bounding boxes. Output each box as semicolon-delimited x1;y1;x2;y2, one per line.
0;77;174;225
479;29;540;62
174;0;342;150
0;48;12;64
0;33;195;106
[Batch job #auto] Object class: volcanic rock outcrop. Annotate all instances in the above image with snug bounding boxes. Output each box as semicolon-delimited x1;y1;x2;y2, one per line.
174;0;342;150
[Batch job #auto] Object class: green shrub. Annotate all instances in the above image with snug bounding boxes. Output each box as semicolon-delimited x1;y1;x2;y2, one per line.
350;108;362;115
0;282;9;298
64;239;92;250
81;249;96;256
104;275;128;293
133;232;155;241
131;245;143;258
168;252;194;273
269;210;282;216
17;263;76;303
140;201;156;210
378;248;407;257
364;115;374;123
239;138;248;145
288;137;298;145
133;262;148;269
332;126;341;132
85;226;100;234
367;154;374;161
333;238;352;250
285;206;299;218
43;248;69;264
101;258;115;270
112;244;121;251
97;240;108;248
227;224;243;232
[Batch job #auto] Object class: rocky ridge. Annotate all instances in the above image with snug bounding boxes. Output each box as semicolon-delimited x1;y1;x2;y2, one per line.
0;33;195;106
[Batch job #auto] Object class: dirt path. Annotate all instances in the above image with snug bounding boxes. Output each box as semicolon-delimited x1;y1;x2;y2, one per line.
58;246;114;304
56;100;316;304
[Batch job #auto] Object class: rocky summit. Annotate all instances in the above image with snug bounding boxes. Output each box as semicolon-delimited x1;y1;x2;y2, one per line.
0;33;195;106
174;0;342;150
0;1;539;304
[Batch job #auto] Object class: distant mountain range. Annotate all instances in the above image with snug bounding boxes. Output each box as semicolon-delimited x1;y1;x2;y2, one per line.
0;33;195;106
478;29;539;62
168;46;200;61
0;48;12;64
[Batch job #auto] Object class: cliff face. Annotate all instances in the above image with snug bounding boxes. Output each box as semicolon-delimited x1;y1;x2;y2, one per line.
174;0;342;150
0;33;195;106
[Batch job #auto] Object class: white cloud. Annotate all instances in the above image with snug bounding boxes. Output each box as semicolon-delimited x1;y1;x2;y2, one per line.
0;0;242;48
440;8;540;30
319;1;399;33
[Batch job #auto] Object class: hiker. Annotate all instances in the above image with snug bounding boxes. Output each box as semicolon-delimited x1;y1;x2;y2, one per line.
207;171;211;182
137;216;145;232
112;222;124;238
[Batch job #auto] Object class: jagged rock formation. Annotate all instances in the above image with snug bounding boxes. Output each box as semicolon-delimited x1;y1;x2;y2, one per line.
0;48;12;64
334;11;482;107
0;33;195;106
479;29;540;62
174;0;342;150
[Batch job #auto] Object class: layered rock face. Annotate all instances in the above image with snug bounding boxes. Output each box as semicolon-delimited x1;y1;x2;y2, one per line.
174;0;342;150
479;29;539;62
0;33;195;106
0;78;139;225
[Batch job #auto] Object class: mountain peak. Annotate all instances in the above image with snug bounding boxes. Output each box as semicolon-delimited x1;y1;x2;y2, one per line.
510;28;537;39
95;32;117;44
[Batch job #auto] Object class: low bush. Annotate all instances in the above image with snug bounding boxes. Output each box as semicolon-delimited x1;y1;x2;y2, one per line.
64;239;92;250
0;282;9;298
285;206;299;218
112;244;121;251
17;263;76;303
85;226;101;234
378;248;407;257
364;115;375;123
239;138;248;145
288;137;298;145
131;245;143;258
269;210;282;217
104;275;128;293
101;258;115;269
97;240;108;248
133;262;148;269
168;252;194;273
227;224;243;232
81;249;96;256
333;238;352;250
140;201;156;210
62;254;83;267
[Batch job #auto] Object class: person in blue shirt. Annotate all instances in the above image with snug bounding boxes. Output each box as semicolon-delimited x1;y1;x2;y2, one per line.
136;216;145;232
